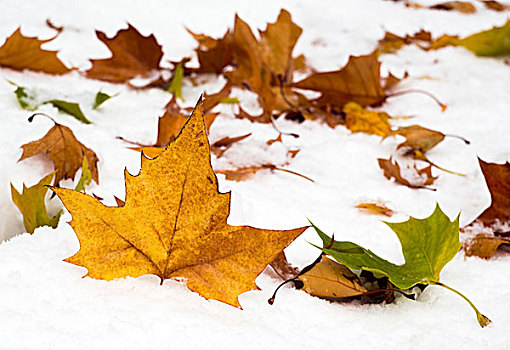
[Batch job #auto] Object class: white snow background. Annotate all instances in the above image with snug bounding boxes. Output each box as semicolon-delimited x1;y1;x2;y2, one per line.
0;0;509;349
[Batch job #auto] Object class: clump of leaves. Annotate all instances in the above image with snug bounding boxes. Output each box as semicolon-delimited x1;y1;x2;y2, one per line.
18;114;99;186
52;98;307;307
313;204;491;327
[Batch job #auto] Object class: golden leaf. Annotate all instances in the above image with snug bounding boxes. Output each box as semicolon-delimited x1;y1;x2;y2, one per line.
53;99;307;307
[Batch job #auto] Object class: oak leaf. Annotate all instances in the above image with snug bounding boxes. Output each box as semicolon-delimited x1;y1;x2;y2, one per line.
11;171;62;234
0;28;69;74
291;51;400;107
52;100;307;307
86;24;163;83
19;120;99;186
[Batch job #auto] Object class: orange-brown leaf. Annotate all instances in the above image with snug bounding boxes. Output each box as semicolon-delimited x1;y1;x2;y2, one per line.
53;100;307;307
464;233;510;259
474;159;510;226
187;28;233;74
356;203;394;217
291;51;397;107
19;123;99;186
86;24;163;83
429;1;477;13
259;9;302;82
0;28;69;74
388;124;445;153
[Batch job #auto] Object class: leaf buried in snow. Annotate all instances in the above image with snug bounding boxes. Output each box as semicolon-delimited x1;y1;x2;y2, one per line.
464;233;510;259
473;158;510;226
342;102;391;136
19;122;99;186
356;203;394;217
377;30;432;54
0;28;69;74
378;157;436;190
93;91;116;109
211;133;251;157
269;251;300;280
86;24;163;83
8;81;38;110
312;206;491;327
52;99;307;307
217;164;314;183
11;171;62;234
481;0;510;11
429;1;477;13
167;61;184;100
46;100;92;124
291;51;401;108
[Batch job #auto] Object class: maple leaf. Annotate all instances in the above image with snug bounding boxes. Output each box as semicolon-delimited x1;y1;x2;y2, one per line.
342;102;391;136
19;118;99;186
0;28;69;74
291;51;400;108
473;158;510;226
313;205;491;327
52;99;307;307
11;172;62;234
86;24;163;83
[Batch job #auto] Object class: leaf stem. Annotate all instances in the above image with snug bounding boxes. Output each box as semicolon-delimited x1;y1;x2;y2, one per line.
430;281;491;328
387;89;447;111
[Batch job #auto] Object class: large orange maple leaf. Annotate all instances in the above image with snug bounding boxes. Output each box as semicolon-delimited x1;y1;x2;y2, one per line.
53;99;307;307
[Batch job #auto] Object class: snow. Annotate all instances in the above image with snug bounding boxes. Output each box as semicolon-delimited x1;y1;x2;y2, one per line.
1;0;510;348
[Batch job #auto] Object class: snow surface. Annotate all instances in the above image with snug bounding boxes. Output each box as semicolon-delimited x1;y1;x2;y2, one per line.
1;0;510;349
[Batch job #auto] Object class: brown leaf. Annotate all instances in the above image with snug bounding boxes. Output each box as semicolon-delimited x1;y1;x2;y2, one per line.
259;9;303;83
52;99;307;307
211;133;251;157
474;159;510;226
203;82;232;113
187;28;233;74
356;203;394;217
156;97;217;146
481;0;510;11
464;233;510;259
429;1;477;13
387;125;445;153
217;164;314;183
19;122;99;186
377;157;434;190
415;164;438;186
296;255;366;299
291;51;400;108
378;30;432;54
0;28;69;74
342;102;391;136
86;24;163;83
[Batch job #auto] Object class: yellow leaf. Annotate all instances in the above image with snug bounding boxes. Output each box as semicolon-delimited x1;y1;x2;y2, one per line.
343;102;391;136
52;99;307;307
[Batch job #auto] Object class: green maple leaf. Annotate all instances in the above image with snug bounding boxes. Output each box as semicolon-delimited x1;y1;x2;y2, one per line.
311;204;491;328
11;172;62;234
